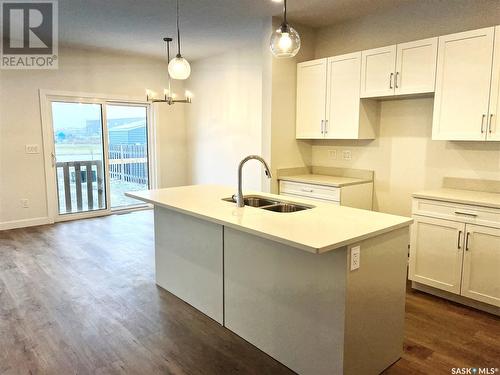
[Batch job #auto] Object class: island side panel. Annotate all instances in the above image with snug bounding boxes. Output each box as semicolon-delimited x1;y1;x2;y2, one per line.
224;227;348;375
154;207;224;324
343;227;409;375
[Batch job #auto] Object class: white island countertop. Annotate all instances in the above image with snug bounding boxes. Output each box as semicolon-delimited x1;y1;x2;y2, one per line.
127;185;412;254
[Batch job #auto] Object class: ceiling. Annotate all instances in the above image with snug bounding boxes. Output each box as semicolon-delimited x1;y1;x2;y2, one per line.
58;0;415;61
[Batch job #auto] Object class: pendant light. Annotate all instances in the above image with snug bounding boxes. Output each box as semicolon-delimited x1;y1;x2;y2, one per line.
146;37;193;105
168;0;191;80
270;0;300;58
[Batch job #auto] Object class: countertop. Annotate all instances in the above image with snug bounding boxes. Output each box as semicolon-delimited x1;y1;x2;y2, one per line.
278;174;372;187
413;188;500;209
127;185;412;254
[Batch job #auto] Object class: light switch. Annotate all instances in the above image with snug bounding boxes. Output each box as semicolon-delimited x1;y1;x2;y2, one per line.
342;150;352;161
25;144;40;154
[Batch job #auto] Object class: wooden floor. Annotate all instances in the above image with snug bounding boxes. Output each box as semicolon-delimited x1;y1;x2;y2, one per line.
0;211;498;375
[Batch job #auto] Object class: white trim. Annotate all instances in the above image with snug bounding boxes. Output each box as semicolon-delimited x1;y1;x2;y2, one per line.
39;89;156;223
0;217;53;231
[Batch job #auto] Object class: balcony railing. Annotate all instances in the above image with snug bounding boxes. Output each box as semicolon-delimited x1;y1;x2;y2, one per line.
56;160;104;213
56;144;148;214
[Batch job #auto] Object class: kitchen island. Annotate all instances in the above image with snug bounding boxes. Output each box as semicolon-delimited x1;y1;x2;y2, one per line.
127;185;413;375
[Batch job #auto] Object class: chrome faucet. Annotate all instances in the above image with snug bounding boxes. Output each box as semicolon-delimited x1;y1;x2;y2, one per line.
236;155;272;207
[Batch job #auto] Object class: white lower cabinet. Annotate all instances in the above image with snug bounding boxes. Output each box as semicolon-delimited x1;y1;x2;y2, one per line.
461;224;500;306
410;205;500;308
409;216;464;294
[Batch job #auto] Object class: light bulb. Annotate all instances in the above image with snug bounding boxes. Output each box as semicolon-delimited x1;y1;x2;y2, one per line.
278;32;292;51
270;25;300;58
168;56;191;80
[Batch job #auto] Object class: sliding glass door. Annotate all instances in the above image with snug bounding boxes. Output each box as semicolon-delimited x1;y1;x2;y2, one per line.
46;97;151;220
51;102;107;215
106;104;149;209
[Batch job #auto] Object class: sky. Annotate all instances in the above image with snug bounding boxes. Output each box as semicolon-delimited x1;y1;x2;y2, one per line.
52;102;147;130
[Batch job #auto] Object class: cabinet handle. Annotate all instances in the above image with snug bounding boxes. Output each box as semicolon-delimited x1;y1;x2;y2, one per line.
457;230;462;249
324;119;329;134
465;232;470;251
389;72;394;89
320;120;324;134
454;211;478;217
395;72;399;88
488;113;494;133
481;114;486;133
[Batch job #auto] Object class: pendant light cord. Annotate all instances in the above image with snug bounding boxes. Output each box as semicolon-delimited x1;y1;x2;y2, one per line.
283;0;287;24
176;0;181;57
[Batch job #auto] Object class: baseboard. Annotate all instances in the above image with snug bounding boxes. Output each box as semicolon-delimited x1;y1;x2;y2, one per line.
0;217;53;231
411;281;499;316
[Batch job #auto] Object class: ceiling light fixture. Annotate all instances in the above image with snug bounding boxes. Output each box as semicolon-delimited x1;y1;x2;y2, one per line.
168;0;191;79
146;37;192;105
269;0;300;58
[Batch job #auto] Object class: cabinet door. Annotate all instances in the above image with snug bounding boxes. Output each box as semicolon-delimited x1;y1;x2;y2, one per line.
432;27;495;141
487;26;500;141
325;52;361;139
395;37;438;95
461;225;500;307
360;45;396;98
409;216;465;294
296;59;327;139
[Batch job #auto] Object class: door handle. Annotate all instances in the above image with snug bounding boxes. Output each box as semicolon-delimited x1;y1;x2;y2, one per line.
395;72;399;88
51;152;56;167
465;232;471;251
481;114;486;133
457;230;462;249
389;72;394;89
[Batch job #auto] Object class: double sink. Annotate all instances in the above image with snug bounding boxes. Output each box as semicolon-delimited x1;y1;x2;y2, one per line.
223;195;314;213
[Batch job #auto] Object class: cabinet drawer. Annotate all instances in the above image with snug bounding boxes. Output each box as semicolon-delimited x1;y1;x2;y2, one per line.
279;181;340;202
412;198;500;228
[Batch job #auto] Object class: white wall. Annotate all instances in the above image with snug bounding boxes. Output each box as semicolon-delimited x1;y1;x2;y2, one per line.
311;0;500;216
185;36;263;190
0;47;187;227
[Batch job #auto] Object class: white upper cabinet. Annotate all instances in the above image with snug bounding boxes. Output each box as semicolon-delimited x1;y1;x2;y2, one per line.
361;38;438;98
432;27;495;141
360;45;397;98
325;52;376;139
296;59;327;139
487;25;500;141
395;38;438;95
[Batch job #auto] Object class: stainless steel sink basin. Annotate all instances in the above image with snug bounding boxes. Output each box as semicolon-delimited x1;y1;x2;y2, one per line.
261;203;310;213
223;195;313;213
222;195;279;207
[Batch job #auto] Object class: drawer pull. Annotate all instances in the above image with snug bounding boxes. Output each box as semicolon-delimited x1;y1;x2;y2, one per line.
457;230;462;249
301;188;314;193
454;211;478;217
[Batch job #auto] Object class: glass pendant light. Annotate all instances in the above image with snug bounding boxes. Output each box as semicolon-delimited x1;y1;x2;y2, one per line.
270;0;300;58
168;0;191;79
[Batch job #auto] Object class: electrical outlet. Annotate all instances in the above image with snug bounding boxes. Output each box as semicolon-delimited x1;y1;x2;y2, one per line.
350;246;360;271
25;144;40;154
20;199;29;208
342;150;352;161
328;150;337;159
